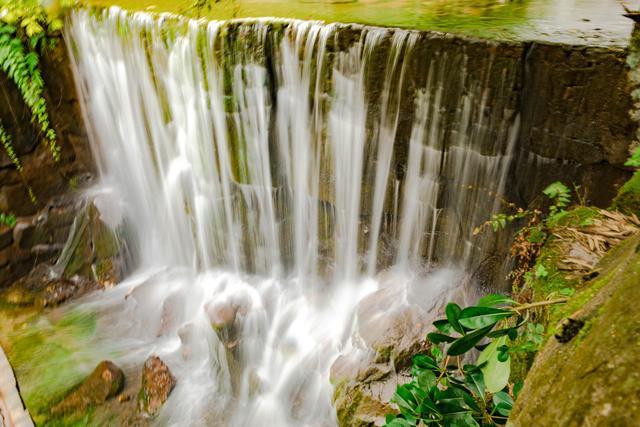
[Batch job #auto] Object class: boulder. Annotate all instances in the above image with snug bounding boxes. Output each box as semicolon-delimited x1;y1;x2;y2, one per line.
510;235;640;426
51;361;124;416
138;356;176;417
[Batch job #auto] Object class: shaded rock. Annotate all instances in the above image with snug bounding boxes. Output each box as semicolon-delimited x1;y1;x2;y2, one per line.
51;361;124;416
138;356;176;417
0;225;13;250
56;202;122;285
611;170;640;216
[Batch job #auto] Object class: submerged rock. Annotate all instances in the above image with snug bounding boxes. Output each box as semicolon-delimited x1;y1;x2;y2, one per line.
51;361;124;416
138;356;176;417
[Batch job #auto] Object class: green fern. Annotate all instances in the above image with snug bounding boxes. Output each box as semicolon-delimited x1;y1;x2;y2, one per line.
1;121;38;204
0;0;67;163
0;22;60;161
0;121;23;172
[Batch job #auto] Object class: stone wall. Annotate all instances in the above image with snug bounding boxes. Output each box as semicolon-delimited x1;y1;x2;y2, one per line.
513;43;634;207
0;41;93;288
0;22;636;290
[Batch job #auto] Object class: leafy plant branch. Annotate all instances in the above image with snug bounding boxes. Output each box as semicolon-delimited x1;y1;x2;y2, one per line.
384;294;566;427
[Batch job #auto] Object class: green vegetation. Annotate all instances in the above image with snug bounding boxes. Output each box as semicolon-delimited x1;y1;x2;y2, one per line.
508;234;640;425
388;174;639;426
4;309;98;424
384;295;565;426
0;210;17;227
627;146;640;167
612;170;640;215
0;0;67;172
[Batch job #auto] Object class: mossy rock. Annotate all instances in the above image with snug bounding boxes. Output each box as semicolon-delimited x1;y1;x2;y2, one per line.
59;202;121;284
509;235;640;426
611;170;640;215
2;308;99;424
51;360;124;416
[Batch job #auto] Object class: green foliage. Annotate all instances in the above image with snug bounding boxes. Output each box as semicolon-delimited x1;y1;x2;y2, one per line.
542;182;571;216
385;295;565;426
0;121;22;171
626;144;640;168
0;211;17;227
1;121;37;204
474;181;572;236
0;0;67;163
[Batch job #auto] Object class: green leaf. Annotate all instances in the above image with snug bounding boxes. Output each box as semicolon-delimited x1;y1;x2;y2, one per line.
431;346;443;363
414;369;437;390
458;306;513;330
513;382;524;399
427;332;456;344
477;294;515;308
447;325;494;356
433;319;456;335
534;264;548;279
392;385;420;417
463;366;485;403
412;354;439;371
445;303;464;334
383;417;415;427
492;391;514;417
442;412;480;427
477;336;510;393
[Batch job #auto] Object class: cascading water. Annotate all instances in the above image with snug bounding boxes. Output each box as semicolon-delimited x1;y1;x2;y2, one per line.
58;7;519;426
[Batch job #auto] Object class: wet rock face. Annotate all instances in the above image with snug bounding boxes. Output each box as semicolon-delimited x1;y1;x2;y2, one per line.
138;356;176;417
0;196;80;289
51;361;124;416
0;39;93;288
0;200;123;307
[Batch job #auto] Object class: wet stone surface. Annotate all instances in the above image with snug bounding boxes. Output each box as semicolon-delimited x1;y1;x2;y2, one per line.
51;361;124;416
138;356;177;417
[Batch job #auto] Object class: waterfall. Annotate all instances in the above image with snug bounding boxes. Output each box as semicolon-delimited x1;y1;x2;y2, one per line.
64;7;519;426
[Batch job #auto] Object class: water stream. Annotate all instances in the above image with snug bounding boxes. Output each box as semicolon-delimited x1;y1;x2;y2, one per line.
62;7;519;425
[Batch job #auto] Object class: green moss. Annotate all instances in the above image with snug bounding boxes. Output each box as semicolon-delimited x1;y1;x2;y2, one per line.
545;206;601;229
5;309;98;423
510;235;640;425
611;170;640;215
41;409;94;427
510;207;607;382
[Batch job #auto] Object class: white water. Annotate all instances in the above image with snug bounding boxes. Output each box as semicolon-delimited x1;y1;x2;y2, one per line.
64;7;518;426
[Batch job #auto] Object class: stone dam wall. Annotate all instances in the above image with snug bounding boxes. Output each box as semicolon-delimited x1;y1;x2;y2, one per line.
0;20;635;288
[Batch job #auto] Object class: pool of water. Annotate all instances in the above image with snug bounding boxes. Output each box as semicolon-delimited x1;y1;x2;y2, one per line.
86;0;633;47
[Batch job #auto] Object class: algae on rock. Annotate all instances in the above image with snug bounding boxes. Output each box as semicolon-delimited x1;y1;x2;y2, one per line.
510;235;640;426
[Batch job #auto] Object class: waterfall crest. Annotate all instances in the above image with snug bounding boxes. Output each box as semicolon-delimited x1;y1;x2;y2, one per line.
64;7;519;426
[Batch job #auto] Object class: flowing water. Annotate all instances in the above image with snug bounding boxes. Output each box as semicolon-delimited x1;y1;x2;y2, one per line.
59;7;519;425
